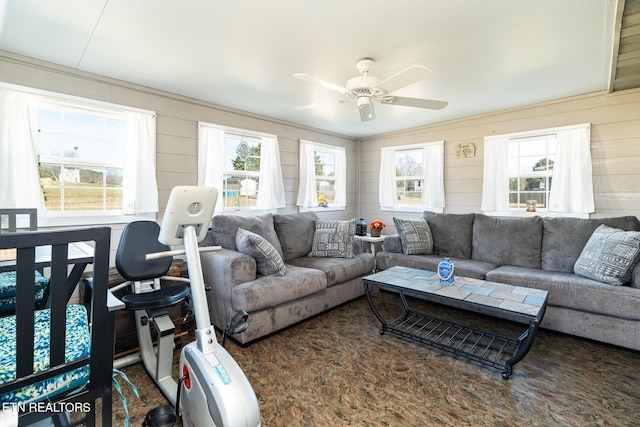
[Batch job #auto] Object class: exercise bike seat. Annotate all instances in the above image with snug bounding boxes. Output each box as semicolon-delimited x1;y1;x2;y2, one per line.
116;221;190;311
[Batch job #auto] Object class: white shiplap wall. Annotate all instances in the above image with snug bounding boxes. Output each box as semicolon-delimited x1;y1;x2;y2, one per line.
358;88;640;233
0;52;357;264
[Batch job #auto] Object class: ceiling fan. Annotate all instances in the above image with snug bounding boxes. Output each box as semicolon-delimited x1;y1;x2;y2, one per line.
293;58;448;122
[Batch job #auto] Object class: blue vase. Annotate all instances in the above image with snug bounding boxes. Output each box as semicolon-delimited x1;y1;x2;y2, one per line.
438;257;455;285
356;218;367;236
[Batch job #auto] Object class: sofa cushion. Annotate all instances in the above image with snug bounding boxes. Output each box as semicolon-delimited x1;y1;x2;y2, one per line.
288;253;375;287
236;228;286;277
541;216;640;273
208;213;284;259
423;212;475;259
231;265;327;312
273;212;317;261
573;225;640;286
472;214;542;269
393;217;433;255
309;219;356;259
486;265;640;320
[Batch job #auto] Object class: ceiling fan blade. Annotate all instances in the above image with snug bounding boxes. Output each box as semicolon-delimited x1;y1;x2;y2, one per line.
375;65;433;94
292;99;351;110
381;96;448;110
359;101;375;122
293;73;353;95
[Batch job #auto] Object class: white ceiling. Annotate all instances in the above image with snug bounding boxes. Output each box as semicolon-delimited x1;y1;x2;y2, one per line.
0;0;617;138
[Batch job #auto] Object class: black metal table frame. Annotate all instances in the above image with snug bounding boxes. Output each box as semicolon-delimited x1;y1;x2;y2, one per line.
364;280;547;379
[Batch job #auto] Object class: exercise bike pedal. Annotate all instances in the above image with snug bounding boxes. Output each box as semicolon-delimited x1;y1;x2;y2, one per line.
142;404;176;427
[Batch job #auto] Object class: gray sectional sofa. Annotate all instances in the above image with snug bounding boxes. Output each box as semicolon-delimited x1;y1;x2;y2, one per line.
199;212;375;344
376;212;640;351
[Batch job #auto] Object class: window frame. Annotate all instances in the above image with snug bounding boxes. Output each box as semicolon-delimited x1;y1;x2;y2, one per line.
297;140;346;212
507;134;556;214
221;132;264;212
0;82;157;227
198;122;285;215
379;141;445;213
482;123;592;218
36;100;128;217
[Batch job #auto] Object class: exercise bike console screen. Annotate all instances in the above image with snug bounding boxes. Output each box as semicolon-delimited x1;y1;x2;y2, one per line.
158;186;218;246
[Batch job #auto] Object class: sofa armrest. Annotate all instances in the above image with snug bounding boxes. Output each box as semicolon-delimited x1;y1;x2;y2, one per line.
200;248;257;328
631;262;640;289
382;234;403;253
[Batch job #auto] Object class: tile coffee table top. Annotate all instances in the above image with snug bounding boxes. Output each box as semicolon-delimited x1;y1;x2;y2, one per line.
365;266;548;320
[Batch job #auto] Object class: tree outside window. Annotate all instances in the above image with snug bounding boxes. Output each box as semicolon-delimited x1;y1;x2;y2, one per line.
395;148;424;205
508;136;556;210
222;135;261;209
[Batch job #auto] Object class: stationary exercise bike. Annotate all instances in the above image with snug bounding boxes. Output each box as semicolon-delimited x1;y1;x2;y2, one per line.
113;186;261;426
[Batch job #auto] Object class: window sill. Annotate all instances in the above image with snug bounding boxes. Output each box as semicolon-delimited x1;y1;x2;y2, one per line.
299;206;346;213
380;206;444;214
482;211;590;219
38;212;156;228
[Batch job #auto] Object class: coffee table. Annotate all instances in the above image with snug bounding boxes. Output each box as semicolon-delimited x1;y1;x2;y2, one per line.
363;266;548;379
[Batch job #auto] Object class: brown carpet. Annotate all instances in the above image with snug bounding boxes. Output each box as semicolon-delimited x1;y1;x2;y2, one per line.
110;291;640;426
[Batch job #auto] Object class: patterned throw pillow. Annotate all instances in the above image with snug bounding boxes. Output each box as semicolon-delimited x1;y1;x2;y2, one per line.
574;225;640;286
309;219;356;259
236;228;286;276
393;217;434;255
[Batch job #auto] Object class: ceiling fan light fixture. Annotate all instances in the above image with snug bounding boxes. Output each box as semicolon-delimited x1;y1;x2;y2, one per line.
357;96;371;108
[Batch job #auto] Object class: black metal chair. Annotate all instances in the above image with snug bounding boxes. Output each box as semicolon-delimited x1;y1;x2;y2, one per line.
0;226;121;426
0;208;38;233
0;209;45;316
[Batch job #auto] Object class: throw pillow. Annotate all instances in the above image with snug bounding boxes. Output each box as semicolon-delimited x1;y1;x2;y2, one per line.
209;213;284;259
393;217;433;255
309;218;356;259
574;224;640;286
236;228;286;276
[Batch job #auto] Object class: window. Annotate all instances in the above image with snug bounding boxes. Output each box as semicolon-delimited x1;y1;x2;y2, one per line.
297;140;346;210
0;84;158;225
481;123;593;216
222;134;263;209
37;103;126;212
379;141;445;212
508;135;555;211
198;123;285;212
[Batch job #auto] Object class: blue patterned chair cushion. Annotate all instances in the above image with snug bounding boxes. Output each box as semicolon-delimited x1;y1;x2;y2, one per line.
0;271;49;312
0;304;90;403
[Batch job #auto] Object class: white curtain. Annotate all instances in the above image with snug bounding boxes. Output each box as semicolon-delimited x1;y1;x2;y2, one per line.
296;140;320;208
296;140;346;209
548;126;594;213
379;147;397;209
0;88;44;209
199;125;285;212
379;142;445;210
480;136;510;212
256;136;286;210
198;125;225;213
122;111;159;214
333;145;347;209
423;143;446;209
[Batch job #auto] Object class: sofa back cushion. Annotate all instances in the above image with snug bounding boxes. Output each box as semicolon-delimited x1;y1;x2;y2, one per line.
422;212;475;259
273;212;317;261
209;213;284;259
472;214;543;269
542;216;640;273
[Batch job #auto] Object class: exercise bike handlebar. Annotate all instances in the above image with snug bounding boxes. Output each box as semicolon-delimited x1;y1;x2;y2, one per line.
145;245;222;260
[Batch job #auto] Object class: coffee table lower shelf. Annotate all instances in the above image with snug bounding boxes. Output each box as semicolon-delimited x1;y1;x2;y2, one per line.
380;309;530;379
